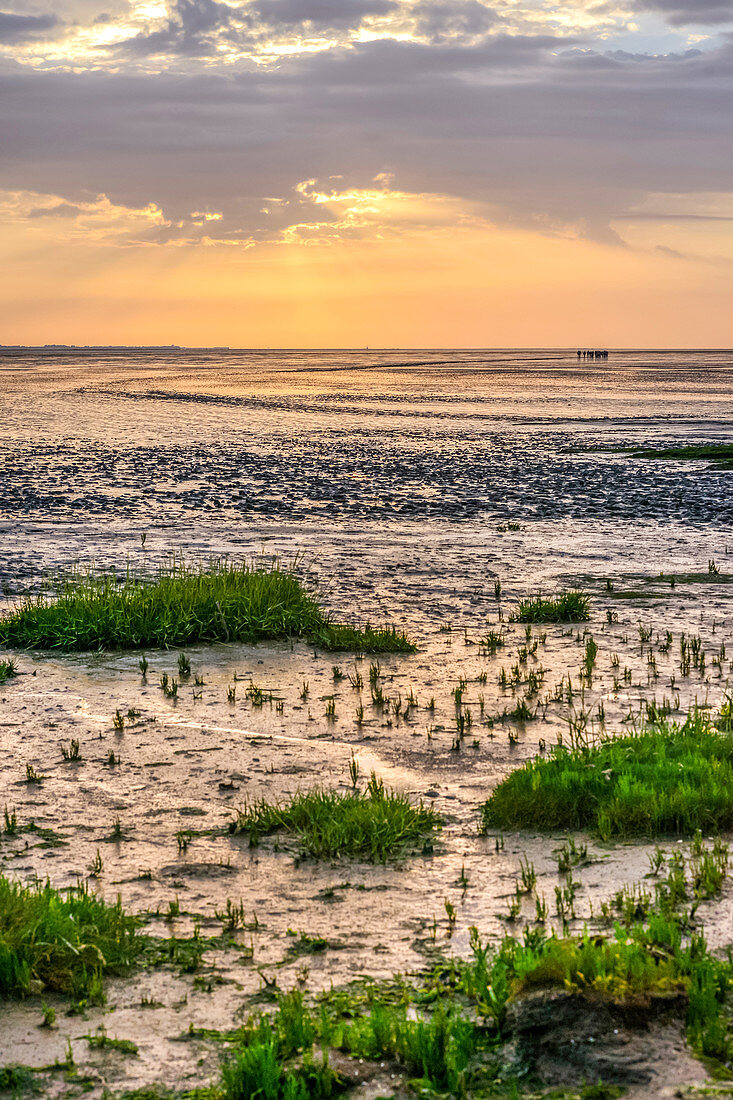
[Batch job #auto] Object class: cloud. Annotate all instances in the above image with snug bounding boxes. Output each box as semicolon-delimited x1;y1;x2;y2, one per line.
411;1;498;44
0;11;58;43
0;189;169;243
251;0;399;30
0;0;697;69
115;0;238;57
635;0;733;24
0;32;731;253
113;0;400;59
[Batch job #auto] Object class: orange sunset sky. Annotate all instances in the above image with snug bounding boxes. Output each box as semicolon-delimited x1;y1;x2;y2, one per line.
1;0;732;347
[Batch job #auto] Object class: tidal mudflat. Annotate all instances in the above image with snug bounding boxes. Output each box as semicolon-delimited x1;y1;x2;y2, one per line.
2;348;733;1099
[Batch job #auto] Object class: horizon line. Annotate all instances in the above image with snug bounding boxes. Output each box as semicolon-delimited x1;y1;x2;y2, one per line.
3;344;733;353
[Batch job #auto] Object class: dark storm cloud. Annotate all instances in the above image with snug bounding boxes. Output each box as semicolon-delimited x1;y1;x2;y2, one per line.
0;34;732;242
636;0;733;24
0;11;58;43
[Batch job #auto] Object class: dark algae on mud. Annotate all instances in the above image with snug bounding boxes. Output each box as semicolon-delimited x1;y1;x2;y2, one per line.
626;442;733;469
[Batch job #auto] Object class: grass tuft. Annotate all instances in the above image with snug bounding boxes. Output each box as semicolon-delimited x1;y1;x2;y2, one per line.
511;591;590;623
0;875;140;999
481;706;733;839
230;774;440;861
0;558;415;655
0;658;18;683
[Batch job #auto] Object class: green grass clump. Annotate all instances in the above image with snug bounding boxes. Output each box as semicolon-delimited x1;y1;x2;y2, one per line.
0;559;415;654
477;916;730;1066
461;919;690;1030
220;989;340;1099
230;774;440;861
463;845;733;1063
0;875;140;999
0;659;17;683
508;927;686;1001
86;1030;139;1055
221;986;481;1099
0;1066;37;1094
627;442;733;469
481;707;733;839
307;622;409;652
339;999;478;1092
495;900;733;1066
511;591;590;623
222;1042;336;1100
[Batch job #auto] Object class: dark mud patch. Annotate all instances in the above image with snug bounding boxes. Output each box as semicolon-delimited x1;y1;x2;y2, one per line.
327;1049;409;1097
506;989;707;1094
158;861;238;879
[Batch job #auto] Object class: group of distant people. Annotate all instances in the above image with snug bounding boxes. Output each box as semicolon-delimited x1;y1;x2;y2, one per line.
577;349;609;358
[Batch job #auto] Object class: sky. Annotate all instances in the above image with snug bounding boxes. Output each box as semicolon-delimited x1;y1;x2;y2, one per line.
0;0;732;346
